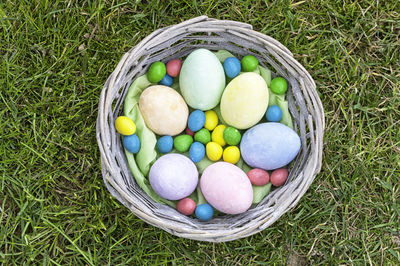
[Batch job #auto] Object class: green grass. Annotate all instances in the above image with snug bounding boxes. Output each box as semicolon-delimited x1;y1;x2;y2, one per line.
1;0;399;264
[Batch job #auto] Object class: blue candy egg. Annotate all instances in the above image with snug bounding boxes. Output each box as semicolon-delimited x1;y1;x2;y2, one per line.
195;203;214;221
123;134;141;154
266;105;282;122
223;57;241;78
158;74;173;86
189;142;205;163
188;110;206;132
240;123;300;170
156;135;173;153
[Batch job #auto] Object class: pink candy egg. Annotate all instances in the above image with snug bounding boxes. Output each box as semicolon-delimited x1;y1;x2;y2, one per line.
185;127;195;136
270;168;289;186
166;59;182;77
177;198;196;215
247;168;269;186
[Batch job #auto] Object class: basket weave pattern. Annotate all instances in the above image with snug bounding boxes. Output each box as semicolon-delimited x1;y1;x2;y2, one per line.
96;16;324;242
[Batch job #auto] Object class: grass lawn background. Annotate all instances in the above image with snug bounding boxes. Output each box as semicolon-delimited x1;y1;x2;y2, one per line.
1;0;399;264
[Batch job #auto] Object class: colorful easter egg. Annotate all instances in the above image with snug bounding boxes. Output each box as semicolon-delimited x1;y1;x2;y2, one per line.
220;72;269;129
177;198;196;215
139;85;188;136
185;127;195;136
270;77;288;95
156;135;173;154
123;134;141;154
159;73;173;86
149;154;198;200
247;168;269;186
266;105;282;122
188;110;206;132
223;57;241;78
194;128;211;144
115;116;136;135
240;123;300;170
270;168;289;186
173;134;193;152
241;55;258;72
211;125;226;146
223;126;241;146
147;62;166;83
204;110;218;131
206;142;223;161
195;204;214;221
166;59;182;77
179;49;225;110
222;146;240;164
200;162;253;214
189;142;205;163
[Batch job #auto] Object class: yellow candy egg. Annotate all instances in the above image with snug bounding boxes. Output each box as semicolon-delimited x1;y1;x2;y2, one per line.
115;116;136;135
223;146;240;164
211;125;226;146
204;110;218;131
206;142;223;161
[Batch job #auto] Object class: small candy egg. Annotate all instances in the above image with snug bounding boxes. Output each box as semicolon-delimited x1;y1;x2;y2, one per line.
223;126;241;146
206;142;223;161
147;62;166;83
156;135;173;154
194;128;211;144
266;105;282;122
159;73;173;86
123;134;141;154
204;110;218;131
195;203;214;221
188;110;206;132
270;168;289;186
270;77;288;95
189;142;205;163
185;127;195;137
173;134;193;152
115;116;136;135
211;125;226;146
241;55;259;72
177;198;196;215
222;146;240;164
223;57;241;78
166;59;182;77
149;154;198;200
247;168;270;186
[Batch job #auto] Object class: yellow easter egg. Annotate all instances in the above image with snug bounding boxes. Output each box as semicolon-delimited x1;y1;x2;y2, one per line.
223;146;240;164
204;110;218;131
115;116;136;135
211;125;226;147
206;142;223;161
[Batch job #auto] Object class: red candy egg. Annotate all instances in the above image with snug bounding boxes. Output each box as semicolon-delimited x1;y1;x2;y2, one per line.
185;127;195;136
247;168;269;186
270;168;289;186
177;198;196;215
166;59;182;77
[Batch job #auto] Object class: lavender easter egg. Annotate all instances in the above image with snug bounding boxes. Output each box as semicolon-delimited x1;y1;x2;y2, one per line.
179;49;225;110
200;162;253;214
240;123;301;170
149;154;198;200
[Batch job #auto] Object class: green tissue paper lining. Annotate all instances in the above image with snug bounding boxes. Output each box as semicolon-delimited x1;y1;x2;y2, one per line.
122;50;293;208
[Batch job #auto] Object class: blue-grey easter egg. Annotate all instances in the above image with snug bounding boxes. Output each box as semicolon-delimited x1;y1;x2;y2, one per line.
240;123;301;170
179;49;225;110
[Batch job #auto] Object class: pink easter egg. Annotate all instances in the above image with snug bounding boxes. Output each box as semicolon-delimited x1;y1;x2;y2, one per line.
270;168;289;186
200;162;253;214
177;198;196;215
185;127;195;136
247;168;269;186
166;59;182;77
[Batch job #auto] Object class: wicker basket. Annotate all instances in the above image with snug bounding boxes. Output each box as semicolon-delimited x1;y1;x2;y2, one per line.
96;16;324;242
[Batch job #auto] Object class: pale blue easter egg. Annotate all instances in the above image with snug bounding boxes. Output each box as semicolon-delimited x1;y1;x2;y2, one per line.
179;49;225;110
240;123;301;170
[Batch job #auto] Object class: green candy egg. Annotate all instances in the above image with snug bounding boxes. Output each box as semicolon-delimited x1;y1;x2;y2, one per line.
147;62;166;83
173;134;193;152
223;126;241;146
241;55;258;72
194;128;211;144
270;77;288;95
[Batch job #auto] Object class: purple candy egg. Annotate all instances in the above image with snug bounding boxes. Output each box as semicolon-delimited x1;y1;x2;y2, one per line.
149;153;198;200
